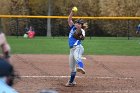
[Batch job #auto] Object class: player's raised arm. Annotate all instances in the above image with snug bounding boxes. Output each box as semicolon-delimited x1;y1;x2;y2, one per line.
68;10;74;27
68;7;78;27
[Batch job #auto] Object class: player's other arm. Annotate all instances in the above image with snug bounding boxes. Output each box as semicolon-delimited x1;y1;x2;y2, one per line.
0;33;11;62
80;29;85;40
2;42;11;59
68;10;74;27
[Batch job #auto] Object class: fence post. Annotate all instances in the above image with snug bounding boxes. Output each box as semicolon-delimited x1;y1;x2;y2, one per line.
127;20;130;40
16;18;19;38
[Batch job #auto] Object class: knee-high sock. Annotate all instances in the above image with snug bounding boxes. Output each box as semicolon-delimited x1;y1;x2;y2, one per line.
77;60;84;68
69;72;76;83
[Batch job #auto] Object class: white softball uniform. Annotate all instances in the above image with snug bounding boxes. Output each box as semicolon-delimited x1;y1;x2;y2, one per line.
68;25;85;72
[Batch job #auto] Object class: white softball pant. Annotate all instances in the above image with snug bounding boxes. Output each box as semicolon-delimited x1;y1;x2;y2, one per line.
69;44;84;72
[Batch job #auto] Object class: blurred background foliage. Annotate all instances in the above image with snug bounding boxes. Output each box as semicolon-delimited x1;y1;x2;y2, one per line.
0;0;140;37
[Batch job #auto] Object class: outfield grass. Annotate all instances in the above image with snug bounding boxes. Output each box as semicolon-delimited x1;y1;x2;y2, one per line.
6;36;140;56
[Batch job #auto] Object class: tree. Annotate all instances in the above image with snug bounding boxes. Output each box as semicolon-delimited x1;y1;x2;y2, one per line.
0;0;11;34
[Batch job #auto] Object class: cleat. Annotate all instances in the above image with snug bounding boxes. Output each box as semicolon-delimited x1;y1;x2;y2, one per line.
65;81;76;87
76;67;85;74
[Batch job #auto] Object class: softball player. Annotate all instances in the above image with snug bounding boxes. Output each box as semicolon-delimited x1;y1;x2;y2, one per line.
0;58;18;93
136;24;140;34
0;32;11;62
65;8;88;87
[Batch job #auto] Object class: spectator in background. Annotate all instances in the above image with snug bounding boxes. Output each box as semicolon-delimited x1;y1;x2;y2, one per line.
136;24;140;34
0;32;11;62
27;26;35;38
24;25;29;34
23;25;29;38
0;58;19;93
23;26;35;38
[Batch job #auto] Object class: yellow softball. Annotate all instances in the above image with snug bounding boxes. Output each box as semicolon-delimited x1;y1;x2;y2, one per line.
72;7;78;12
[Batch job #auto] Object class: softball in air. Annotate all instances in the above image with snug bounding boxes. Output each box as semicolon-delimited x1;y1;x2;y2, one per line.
72;7;78;12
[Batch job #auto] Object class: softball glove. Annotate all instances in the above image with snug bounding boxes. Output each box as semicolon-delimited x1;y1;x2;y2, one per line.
73;29;85;40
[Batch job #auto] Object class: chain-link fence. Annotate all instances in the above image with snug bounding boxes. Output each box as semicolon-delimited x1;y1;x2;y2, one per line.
0;16;140;39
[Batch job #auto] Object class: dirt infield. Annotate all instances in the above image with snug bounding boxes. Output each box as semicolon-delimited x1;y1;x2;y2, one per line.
11;54;140;93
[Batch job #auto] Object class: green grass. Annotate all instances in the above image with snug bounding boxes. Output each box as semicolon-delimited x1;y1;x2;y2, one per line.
6;36;140;56
84;37;140;56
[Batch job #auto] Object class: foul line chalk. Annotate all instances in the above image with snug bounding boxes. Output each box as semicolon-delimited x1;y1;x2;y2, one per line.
20;76;133;80
14;89;140;92
21;76;83;78
96;90;140;93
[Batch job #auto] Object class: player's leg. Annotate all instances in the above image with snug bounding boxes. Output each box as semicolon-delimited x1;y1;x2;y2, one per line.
66;48;77;87
74;45;85;74
74;45;84;68
69;50;76;83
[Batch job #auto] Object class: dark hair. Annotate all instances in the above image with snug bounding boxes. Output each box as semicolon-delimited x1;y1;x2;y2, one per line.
0;58;19;86
75;19;84;25
75;19;88;30
0;58;13;77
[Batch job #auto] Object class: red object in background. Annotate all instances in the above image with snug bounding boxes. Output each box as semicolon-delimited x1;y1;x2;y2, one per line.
28;31;35;38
